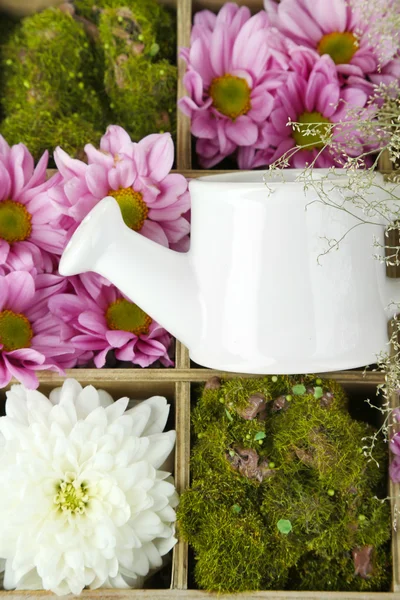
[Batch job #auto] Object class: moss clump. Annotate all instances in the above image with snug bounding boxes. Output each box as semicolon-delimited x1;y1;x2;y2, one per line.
0;0;177;159
179;375;391;592
1;8;104;119
74;0;176;61
98;6;176;141
0;108;102;161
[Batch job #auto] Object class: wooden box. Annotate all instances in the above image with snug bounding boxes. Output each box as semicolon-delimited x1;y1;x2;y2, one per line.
1;0;399;598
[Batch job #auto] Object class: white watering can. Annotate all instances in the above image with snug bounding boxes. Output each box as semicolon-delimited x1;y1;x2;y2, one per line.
59;170;400;374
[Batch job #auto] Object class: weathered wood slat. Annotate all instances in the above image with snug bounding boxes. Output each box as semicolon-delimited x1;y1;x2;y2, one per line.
1;369;385;386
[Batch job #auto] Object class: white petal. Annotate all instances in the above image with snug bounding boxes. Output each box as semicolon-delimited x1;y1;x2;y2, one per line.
130;510;162;542
125;403;152;437
127;396;170;436
75;385;103;418
97;389;114;408
105;398;130;423
49;378;83;406
145;431;176;469
130;548;150;577
156;534;177;557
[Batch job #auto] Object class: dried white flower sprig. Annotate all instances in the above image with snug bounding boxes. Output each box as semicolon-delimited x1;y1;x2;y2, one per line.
0;379;178;595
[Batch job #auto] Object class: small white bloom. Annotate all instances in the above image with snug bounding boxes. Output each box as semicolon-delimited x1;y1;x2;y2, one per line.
0;379;178;595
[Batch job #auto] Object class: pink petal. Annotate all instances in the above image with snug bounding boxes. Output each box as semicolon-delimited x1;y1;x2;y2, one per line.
302;0;348;33
86;163;110;198
0;161;11;201
100;125;133;155
279;1;323;45
8;347;45;363
3;271;34;313
78;311;108;334
196;138;230;167
158;217;191;244
216;3;249;28
316;83;340;117
248;92;274;123
226;4;252;33
0;239;10;266
48;294;85;320
54;147;87;179
170;235;190;252
108;160;136;191
30;225;66;254
137;133;174;182
210;25;232;77
189;38;215;86
194;8;216;30
140;220;169;247
93;346;111;368
3;355;40;389
0;136;10;163
0;356;12;388
84;144;114;168
64;175;91;206
24;150;50;191
232;21;268;78
9;143;34;200
191;112;217;139
72;334;108;350
157;174;189;208
0;276;9;311
225;115;258;146
28;192;62;225
183;70;205;106
351;51;378;74
148;194;190;222
106;330;135;347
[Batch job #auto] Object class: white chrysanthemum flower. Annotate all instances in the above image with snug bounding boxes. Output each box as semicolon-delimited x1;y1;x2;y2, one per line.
0;378;178;596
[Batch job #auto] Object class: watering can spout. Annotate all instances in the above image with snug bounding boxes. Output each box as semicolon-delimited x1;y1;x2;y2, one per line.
59;196;200;347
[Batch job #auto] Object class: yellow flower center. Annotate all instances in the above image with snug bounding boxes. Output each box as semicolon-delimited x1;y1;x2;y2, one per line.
0;200;32;244
317;31;359;65
0;310;33;352
106;298;152;336
108;188;149;231
292;111;332;150
54;479;89;516
209;74;251;120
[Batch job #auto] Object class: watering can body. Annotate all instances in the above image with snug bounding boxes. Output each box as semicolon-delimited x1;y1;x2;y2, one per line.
59;170;400;374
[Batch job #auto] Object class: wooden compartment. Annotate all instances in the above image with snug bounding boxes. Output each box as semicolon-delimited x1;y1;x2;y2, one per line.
0;0;399;597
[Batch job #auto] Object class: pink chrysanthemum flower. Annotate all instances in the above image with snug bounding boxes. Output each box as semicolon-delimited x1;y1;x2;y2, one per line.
0;271;76;389
264;0;400;84
389;432;400;482
49;126;190;251
179;3;289;167
49;274;174;369
0;136;66;274
238;54;370;169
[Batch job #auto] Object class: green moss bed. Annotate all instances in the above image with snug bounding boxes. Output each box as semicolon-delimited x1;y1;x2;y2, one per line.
178;375;392;593
0;0;177;160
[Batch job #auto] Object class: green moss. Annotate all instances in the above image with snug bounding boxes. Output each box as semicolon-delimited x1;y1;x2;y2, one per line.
0;12;19;122
0;109;102;159
99;8;177;141
269;392;370;491
193;505;271;593
0;0;177;159
1;8;104;122
74;0;176;61
179;375;391;592
293;545;391;591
